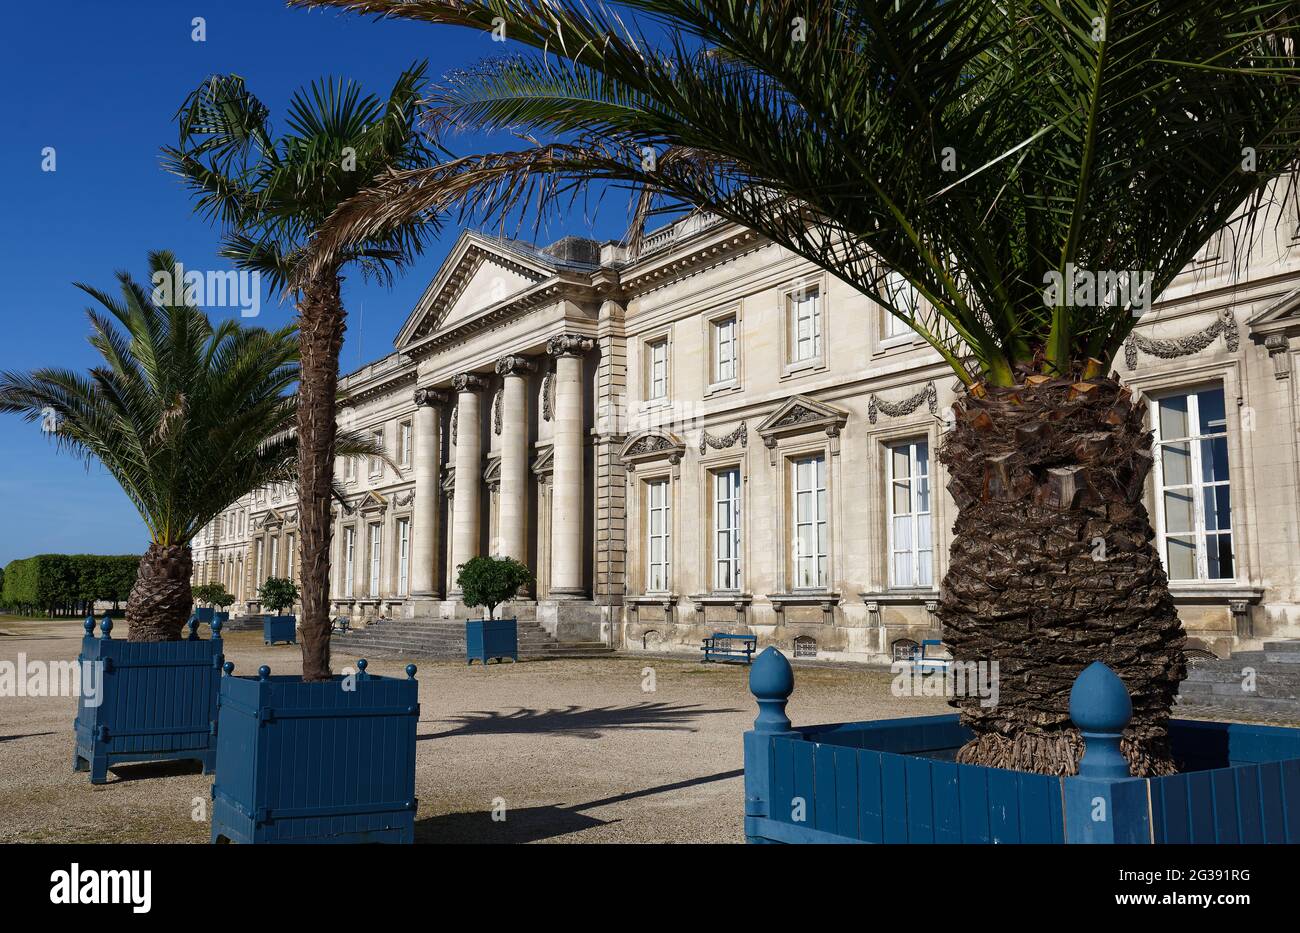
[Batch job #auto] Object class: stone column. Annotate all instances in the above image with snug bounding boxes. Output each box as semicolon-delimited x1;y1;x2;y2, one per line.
547;334;593;598
495;355;534;563
410;387;447;600
450;372;487;595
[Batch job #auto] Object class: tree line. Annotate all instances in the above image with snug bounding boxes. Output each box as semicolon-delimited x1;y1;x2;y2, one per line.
0;554;139;617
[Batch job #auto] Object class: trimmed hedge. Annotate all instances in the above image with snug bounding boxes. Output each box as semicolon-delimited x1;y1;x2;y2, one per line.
1;554;139;617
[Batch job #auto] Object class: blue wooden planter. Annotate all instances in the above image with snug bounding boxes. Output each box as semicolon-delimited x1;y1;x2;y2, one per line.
214;611;230;627
466;618;518;665
210;658;419;844
72;615;223;784
194;607;214;624
262;614;296;646
743;648;1300;844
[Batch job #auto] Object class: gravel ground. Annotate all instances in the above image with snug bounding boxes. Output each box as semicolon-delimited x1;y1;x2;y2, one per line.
0;617;952;844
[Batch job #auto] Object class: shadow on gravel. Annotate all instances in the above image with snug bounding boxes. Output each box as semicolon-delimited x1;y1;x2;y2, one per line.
0;732;57;743
100;759;205;783
414;769;743;843
420;702;743;740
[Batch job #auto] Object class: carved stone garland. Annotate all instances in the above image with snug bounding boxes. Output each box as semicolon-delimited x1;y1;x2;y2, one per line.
450;405;458;446
541;371;555;422
699;421;747;456
1123;308;1239;370
492;389;503;436
868;381;938;424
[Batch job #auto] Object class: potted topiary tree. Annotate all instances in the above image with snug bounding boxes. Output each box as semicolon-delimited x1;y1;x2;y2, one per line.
259;577;299;646
457;556;533;665
209;586;235;628
190;583;221;626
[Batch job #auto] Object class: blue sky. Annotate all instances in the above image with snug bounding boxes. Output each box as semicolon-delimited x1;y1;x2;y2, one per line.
0;1;634;566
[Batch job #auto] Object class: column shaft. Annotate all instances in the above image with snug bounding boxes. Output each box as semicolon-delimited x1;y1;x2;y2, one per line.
410;388;446;598
450;374;486;593
495;355;534;562
548;335;593;597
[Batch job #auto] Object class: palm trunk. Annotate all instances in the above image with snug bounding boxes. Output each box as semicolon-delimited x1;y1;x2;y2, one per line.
126;543;193;641
937;377;1186;776
296;272;345;682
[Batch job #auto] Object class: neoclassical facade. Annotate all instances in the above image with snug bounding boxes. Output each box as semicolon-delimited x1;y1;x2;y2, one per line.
193;209;1300;662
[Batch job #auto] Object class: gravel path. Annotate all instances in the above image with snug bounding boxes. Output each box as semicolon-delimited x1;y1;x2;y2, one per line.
0;617;959;843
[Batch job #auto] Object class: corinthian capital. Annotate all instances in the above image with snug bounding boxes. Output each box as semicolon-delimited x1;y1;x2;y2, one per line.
495;354;535;377
547;334;595;358
413;386;448;408
451;372;488;393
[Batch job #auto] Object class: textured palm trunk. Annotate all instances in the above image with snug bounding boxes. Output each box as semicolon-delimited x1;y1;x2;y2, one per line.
296;272;345;682
126;543;193;642
937;377;1186;776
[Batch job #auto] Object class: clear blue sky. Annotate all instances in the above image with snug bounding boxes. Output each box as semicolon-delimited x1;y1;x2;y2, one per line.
0;1;633;566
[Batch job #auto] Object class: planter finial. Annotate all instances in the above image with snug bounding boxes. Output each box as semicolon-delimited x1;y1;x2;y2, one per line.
212;617;223;636
258;665;270;681
357;659;369;680
83;616;95;636
406;664;417;680
187;617;199;640
99;615;113;639
223;661;235;677
1070;661;1132;779
750;646;794;733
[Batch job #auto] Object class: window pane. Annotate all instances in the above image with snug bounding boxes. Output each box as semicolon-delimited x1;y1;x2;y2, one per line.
1158;395;1190;439
1162;489;1195;533
916;476;931;514
917;517;932;551
917;551;933;587
892;447;910;480
1161;442;1192;486
1203;485;1231;532
893;515;912;550
1206;533;1234;579
1197;388;1226;431
892;481;911;516
1200;437;1229;484
1165;535;1197;580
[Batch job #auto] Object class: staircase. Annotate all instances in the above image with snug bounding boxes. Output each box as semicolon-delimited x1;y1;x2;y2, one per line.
1176;640;1300;720
329;617;614;662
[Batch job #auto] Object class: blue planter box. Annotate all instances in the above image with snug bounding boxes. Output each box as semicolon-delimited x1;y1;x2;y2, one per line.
743;649;1300;844
466;618;518;665
72;615;224;784
262;615;296;645
210;659;419;844
214;611;230;627
194;607;214;624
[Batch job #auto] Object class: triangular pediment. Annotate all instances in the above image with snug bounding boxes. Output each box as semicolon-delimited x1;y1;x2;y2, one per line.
395;232;556;348
756;396;849;442
1248;284;1300;338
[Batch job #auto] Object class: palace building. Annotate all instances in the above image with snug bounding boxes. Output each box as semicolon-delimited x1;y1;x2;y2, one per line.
193;208;1300;663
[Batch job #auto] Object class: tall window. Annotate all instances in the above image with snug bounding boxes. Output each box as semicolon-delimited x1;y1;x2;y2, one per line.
369;523;383;597
713;316;738;384
344;527;355;598
285;534;296;582
713;468;742;590
1152;387;1233;580
882;271;916;340
646;479;671;592
397;518;410;596
398;421;412;468
269;536;279;581
791;454;828;588
254;540;264;587
789;286;822;363
370;428;384;476
888;440;933;587
647;338;669;400
345;454;356;481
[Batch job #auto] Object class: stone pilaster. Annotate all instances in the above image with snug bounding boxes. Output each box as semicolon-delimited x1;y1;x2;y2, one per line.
410;387;447;599
494;355;534;563
450;372;487;594
547;334;594;597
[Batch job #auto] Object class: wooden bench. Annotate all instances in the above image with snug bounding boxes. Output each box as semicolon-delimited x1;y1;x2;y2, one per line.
701;632;757;664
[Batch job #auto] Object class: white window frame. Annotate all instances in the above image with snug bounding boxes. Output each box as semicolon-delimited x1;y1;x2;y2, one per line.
788;285;822;364
368;522;383;597
369;427;384;477
790;453;828;589
344;527;356;598
268;536;279;581
285;533;296;583
1150;386;1234;581
713;467;742;591
397;518;410;596
712;315;739;386
254;539;264;587
647;337;669;401
887;439;933;588
645;478;671;593
398;421;412;468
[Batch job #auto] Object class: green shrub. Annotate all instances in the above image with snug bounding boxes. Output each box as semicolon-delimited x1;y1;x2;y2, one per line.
456;556;534;620
1;554;138;616
192;583;235;609
258;577;299;615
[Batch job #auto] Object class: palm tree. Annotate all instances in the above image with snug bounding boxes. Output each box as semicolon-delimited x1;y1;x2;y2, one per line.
161;65;440;678
294;0;1300;774
0;252;376;641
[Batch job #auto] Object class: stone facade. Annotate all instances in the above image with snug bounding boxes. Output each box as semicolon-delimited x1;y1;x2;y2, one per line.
193;210;1300;663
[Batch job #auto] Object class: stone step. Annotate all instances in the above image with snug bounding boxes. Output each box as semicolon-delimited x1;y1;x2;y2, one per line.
1262;640;1300;654
1227;651;1300;665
